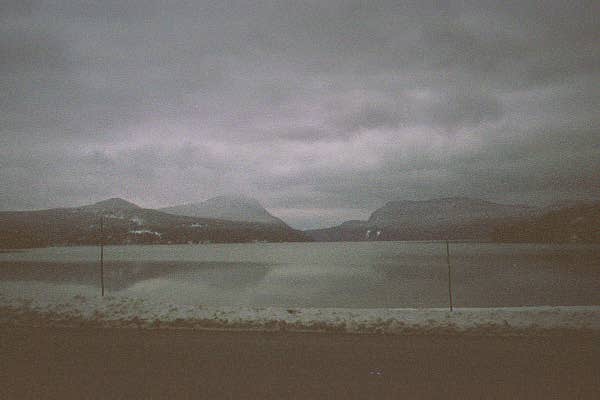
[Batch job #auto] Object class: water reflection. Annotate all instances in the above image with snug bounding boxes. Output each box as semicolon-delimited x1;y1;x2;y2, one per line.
0;261;270;291
1;242;599;308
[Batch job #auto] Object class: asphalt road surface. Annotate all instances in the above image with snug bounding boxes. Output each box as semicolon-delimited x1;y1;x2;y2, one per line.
2;327;599;399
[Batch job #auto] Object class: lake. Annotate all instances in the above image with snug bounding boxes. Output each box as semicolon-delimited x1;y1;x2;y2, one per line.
1;242;599;308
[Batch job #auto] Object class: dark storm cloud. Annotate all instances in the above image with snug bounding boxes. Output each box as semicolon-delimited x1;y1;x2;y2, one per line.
1;0;598;229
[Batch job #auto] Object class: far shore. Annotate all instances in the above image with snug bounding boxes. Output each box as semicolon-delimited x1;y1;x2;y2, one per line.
2;239;599;252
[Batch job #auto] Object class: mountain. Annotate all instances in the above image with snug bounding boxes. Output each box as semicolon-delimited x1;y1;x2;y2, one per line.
0;198;310;249
306;197;539;242
160;195;286;226
368;197;534;227
492;202;600;243
80;197;141;212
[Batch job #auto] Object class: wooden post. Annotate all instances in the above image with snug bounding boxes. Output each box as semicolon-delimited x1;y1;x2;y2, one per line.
100;215;104;297
446;240;453;311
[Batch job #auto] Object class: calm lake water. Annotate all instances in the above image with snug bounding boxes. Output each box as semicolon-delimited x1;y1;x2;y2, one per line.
1;242;599;308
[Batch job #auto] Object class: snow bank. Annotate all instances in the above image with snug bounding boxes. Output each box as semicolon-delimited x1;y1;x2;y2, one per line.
1;293;599;335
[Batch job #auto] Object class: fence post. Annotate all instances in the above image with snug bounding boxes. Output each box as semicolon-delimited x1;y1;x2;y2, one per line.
100;215;104;296
446;240;453;311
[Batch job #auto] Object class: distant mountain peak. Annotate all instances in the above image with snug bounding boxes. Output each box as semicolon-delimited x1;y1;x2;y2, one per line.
84;198;141;210
385;197;495;206
160;195;286;225
205;195;263;209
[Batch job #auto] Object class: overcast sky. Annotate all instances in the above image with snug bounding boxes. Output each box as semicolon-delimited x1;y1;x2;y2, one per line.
1;0;599;229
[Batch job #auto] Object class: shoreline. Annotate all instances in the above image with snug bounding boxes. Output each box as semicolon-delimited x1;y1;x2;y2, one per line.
3;294;600;336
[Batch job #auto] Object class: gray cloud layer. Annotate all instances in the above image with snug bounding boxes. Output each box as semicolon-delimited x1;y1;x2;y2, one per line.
1;0;599;229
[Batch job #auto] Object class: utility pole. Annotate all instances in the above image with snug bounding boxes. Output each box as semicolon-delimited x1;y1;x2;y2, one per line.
100;215;104;296
446;240;453;311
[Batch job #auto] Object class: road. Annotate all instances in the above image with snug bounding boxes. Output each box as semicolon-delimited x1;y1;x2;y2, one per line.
2;327;599;399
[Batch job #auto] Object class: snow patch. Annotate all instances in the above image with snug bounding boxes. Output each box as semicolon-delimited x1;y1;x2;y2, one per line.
1;293;599;335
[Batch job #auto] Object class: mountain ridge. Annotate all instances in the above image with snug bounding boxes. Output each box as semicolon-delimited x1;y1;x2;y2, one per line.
2;196;597;247
0;197;310;249
160;195;286;226
367;197;536;228
79;198;141;211
306;197;541;242
492;201;600;243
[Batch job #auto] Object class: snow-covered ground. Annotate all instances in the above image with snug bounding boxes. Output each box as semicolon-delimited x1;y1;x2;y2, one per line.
1;293;599;335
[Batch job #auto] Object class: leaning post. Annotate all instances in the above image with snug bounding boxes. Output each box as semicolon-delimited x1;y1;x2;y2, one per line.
100;215;104;296
446;240;453;311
